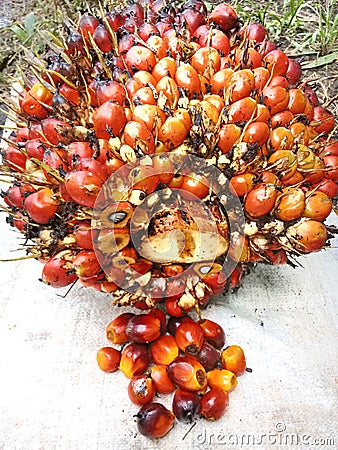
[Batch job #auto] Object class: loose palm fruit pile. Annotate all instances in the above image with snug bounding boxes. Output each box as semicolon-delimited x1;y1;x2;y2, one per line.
97;309;247;438
1;0;338;315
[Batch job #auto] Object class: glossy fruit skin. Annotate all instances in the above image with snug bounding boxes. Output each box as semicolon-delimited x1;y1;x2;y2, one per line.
136;403;175;439
221;345;246;375
73;221;94;249
41;252;77;288
198;341;222;371
198;319;225;349
175;321;204;354
128;374;156;406
274;188;305;222
286;219;328;253
21;82;53;119
200;388;229;421
93;101;127;139
151;335;179;365
64;170;104;208
303;192;332;222
73;250;101;278
106;313;135;344
124;121;155;155
150;364;176;394
167;356;207;391
322;155;338;182
97;347;121;373
126;313;161;343
119;342;151;378
207;368;238;392
167;316;195;336
24;188;58;224
244;183;277;218
172;388;200;422
209;3;238;32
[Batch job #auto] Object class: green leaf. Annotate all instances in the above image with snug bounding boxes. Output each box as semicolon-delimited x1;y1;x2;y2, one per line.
302;52;338;69
10;24;27;42
24;12;37;36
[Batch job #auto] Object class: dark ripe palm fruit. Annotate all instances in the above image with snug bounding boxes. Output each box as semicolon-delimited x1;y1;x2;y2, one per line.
96;347;121;373
106;312;135;344
135;403;175;439
167;356;207;391
126;313;161;343
172;388;200;422
221;345;246;376
198;319;225;349
128;374;156;406
198;341;222;371
167;316;195;336
200;388;229;421
151;335;179;365
175;321;204;354
119;342;150;378
207;368;238;392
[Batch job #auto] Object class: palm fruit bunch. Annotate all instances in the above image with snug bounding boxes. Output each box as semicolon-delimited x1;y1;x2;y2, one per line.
97;309;248;438
1;0;338;315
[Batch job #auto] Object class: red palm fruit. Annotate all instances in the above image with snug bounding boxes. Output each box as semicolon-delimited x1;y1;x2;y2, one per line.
73;250;101;278
126;314;161;343
106;313;135;344
167;316;194;336
313;179;338;198
172;388;200;422
322;155;338;182
119;342;150;378
24;188;58;224
136;403;175;439
92;24;113;53
150;365;176;394
221;345;246;375
64;170;104;208
93;101;127;139
4;146;27;171
78;13;99;42
4;183;35;209
72;221;93;249
207;369;238;392
303;192;332;222
25;139;47;160
151;335;179;365
208;3;238;32
203;272;227;295
274;188;306;222
167;356;207;391
198;319;225;349
286;219;328;253
200;388;229;421
264;49;289;76
244;183;277;218
311;106;335;134
148;309;167;334
128;374;156;406
97;347;121;373
175;321;204;354
286;59;302;85
41;118;72;145
20;82;53;119
41;251;77;288
197;341;222;371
